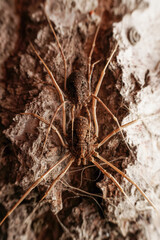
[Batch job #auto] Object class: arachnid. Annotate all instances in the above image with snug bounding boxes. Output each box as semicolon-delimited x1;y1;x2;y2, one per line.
0;2;159;240
0;6;159;228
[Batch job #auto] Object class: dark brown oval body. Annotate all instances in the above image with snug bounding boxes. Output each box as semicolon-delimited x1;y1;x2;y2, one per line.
66;71;89;107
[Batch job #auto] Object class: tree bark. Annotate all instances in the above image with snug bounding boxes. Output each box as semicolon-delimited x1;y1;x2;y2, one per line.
0;0;160;239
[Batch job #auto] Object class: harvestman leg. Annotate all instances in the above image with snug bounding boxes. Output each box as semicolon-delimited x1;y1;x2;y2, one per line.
85;105;92;142
0;153;71;226
0;101;70;225
91;120;159;213
86;22;102;143
88;59;102;95
93;152;159;213
44;11;67;91
22;112;67;148
97;118;139;148
90;157;130;201
42;101;69;153
91;94;134;155
88;23;101;82
87;19;119;136
30;42;67;136
40;157;75;202
92;43;119;137
71;105;75;146
92;94;121;128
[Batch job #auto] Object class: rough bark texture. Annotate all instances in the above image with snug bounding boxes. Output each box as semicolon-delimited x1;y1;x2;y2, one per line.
0;0;160;239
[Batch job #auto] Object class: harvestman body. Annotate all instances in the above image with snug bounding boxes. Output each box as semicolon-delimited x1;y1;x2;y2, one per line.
0;10;159;226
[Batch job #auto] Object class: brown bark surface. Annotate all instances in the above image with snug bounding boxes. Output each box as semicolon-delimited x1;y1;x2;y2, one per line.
0;0;160;239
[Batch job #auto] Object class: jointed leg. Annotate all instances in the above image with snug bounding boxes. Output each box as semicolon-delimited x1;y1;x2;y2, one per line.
88;24;101;81
60;179;104;214
40;157;74;201
92;94;119;124
71;105;75;147
97;118;139;148
0;153;71;226
92;43;118;136
30;42;66;136
21;112;67;148
90;157;130;201
42;101;69;153
85;105;91;145
88;59;101;95
92;94;134;156
98;113;160;148
44;11;67;91
94;151;159;213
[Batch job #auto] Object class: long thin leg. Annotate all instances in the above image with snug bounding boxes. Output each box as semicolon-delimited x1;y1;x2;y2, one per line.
44;11;67;91
0;153;71;226
92;94;119;123
88;59;101;96
90;157;130;202
60;179;104;215
92;94;134;157
94;152;159;213
92;43;118;137
40;157;74;201
97;118;139;148
85;104;91;145
30;42;66;136
88;24;101;81
21;112;67;148
42;101;69;153
71;105;75;147
61;179;103;199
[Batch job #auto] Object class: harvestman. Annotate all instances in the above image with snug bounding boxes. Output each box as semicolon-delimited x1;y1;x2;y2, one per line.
0;11;159;226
